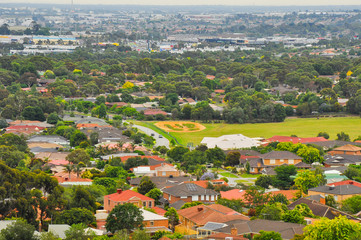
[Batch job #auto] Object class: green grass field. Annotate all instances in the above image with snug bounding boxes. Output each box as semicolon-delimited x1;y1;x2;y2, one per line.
135;117;361;146
219;172;240;178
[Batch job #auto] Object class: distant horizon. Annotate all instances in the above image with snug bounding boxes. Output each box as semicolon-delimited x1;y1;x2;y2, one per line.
1;1;361;6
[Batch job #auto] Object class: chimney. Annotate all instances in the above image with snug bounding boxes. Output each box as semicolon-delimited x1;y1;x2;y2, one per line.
117;189;122;194
320;196;326;205
350;181;354;185
197;206;203;212
231;227;238;236
329;185;335;190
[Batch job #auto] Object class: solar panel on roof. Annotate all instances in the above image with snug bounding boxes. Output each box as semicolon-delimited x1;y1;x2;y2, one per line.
186;183;197;192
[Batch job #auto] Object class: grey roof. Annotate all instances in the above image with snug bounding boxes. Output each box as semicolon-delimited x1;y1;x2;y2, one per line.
198;222;227;231
76;118;109;125
48;224;70;239
217;219;304;240
129;176;194;189
261;167;277;175
309;184;361;195
324;154;361;166
261;151;302;160
224;150;261;156
294;162;312;168
288;198;360;221
163;183;219;197
30;147;59;153
27;135;69;144
240;158;264;168
307;140;361;149
169;200;186;210
80;127;131;143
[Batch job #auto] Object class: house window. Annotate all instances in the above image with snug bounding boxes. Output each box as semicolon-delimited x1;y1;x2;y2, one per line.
289;159;294;164
149;202;152;207
162;171;166;176
143;202;146;207
211;195;214;201
201;195;204;200
251;168;255;172
280;159;284;162
150;221;154;226
192;195;198;201
206;195;209;201
334;195;338;201
270;160;275;164
108;200;110;206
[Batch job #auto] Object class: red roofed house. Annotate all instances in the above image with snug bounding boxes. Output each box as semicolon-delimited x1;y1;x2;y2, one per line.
327;180;361;188
328;145;361;156
263;135;328;145
184;179;228;189
144;109;167;116
6;125;45;135
268;190;298;202
104;189;155;212
220;189;247;201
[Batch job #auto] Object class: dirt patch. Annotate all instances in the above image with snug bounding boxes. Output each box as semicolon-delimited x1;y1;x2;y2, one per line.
155;121;206;132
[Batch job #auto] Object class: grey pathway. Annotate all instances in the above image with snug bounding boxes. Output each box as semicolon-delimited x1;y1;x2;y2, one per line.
132;124;170;148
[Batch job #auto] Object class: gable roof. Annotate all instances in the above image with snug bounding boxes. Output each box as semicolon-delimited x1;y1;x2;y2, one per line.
332;144;361;152
163;183;219;197
177;204;249;226
308;184;361;195
307;140;361;149
104;190;153;202
129;176;194;189
261;151;302;160
288;198;360;221
327;180;361;188
184;180;228;189
140;209;168;221
220;189;247;201
217;219;305;240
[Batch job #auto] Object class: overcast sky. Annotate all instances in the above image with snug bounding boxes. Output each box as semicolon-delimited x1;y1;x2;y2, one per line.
4;0;361;6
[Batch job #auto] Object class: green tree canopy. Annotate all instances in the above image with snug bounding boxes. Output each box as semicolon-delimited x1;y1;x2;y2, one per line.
105;203;144;233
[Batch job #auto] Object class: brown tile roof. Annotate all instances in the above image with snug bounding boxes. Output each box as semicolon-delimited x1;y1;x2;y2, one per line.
163;183;219;197
332;144;361;152
177;204;249;226
262;151;302;160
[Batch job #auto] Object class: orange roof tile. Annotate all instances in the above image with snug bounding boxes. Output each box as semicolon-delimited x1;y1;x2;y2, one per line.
220;189;247;201
184;180;228;189
104;190;153;202
333;144;361;152
269;190;298;201
152;206;167;216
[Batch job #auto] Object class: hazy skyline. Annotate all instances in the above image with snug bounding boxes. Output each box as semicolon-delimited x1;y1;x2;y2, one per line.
2;0;361;6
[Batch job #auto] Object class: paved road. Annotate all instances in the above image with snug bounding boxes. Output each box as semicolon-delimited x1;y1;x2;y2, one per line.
132;124;170;148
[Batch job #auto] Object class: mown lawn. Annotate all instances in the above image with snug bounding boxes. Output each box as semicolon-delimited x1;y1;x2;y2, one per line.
219;172;240;178
145;117;361;145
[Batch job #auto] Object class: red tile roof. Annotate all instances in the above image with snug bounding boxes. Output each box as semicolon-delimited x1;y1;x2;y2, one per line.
120;155;165;163
327;180;361;188
184;180;228;189
206;75;216;80
152;206;167;216
269;190;298;201
263;135;328;145
220;189;247;201
105;190;153;202
76;123;112;129
144;109;167;116
214;89;225;93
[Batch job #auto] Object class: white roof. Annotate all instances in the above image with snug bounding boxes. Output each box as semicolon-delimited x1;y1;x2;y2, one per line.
201;134;261;150
140;209;168;221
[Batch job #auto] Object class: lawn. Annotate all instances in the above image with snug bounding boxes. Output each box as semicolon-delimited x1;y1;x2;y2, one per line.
219;172;240;178
146;117;361;146
239;173;260;178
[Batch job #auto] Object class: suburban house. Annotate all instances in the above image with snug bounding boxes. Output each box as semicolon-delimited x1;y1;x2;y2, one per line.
210;219;305;240
132;163;180;177
288;198;360;221
324;154;361;167
240;151;303;174
176;204;249;235
129;176;195;190
162;183;219;204
262;135;328;145
143;109;167;116
104;189;155;212
328;144;361;156
201;134;261;150
80;126;131;143
308;183;361;203
53;172;92;187
306;140;361;150
27;135;69;146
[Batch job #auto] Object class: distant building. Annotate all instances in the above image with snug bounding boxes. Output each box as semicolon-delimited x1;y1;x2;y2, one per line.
201;134;261;150
104;189;154;212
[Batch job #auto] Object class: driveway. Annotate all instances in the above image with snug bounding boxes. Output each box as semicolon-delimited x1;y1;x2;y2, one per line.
132;124;170;148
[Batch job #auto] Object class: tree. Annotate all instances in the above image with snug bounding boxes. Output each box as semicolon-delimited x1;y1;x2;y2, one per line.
216;198;244;213
22;106;46;121
245;161;250;174
255;175;274;189
341;195;361;214
337;132;350;141
273;165;297;190
253;230;282;240
303;216;361;240
70;186;97;212
317;132;330;139
64;223;95;240
180;201;202;209
225;151;240;166
39;231;60;240
105;203;144;233
282;209;306;224
138;177;156;195
167;146;189;162
47;112;61;124
259;203;286;221
205;147;225;163
90;132;99;145
58;208;95;226
164;207;179;232
66;149;91;165
145;188;162;205
98;103;107;119
0;220;37;240
294;170;324;195
70;131;88;147
325;195;337;208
